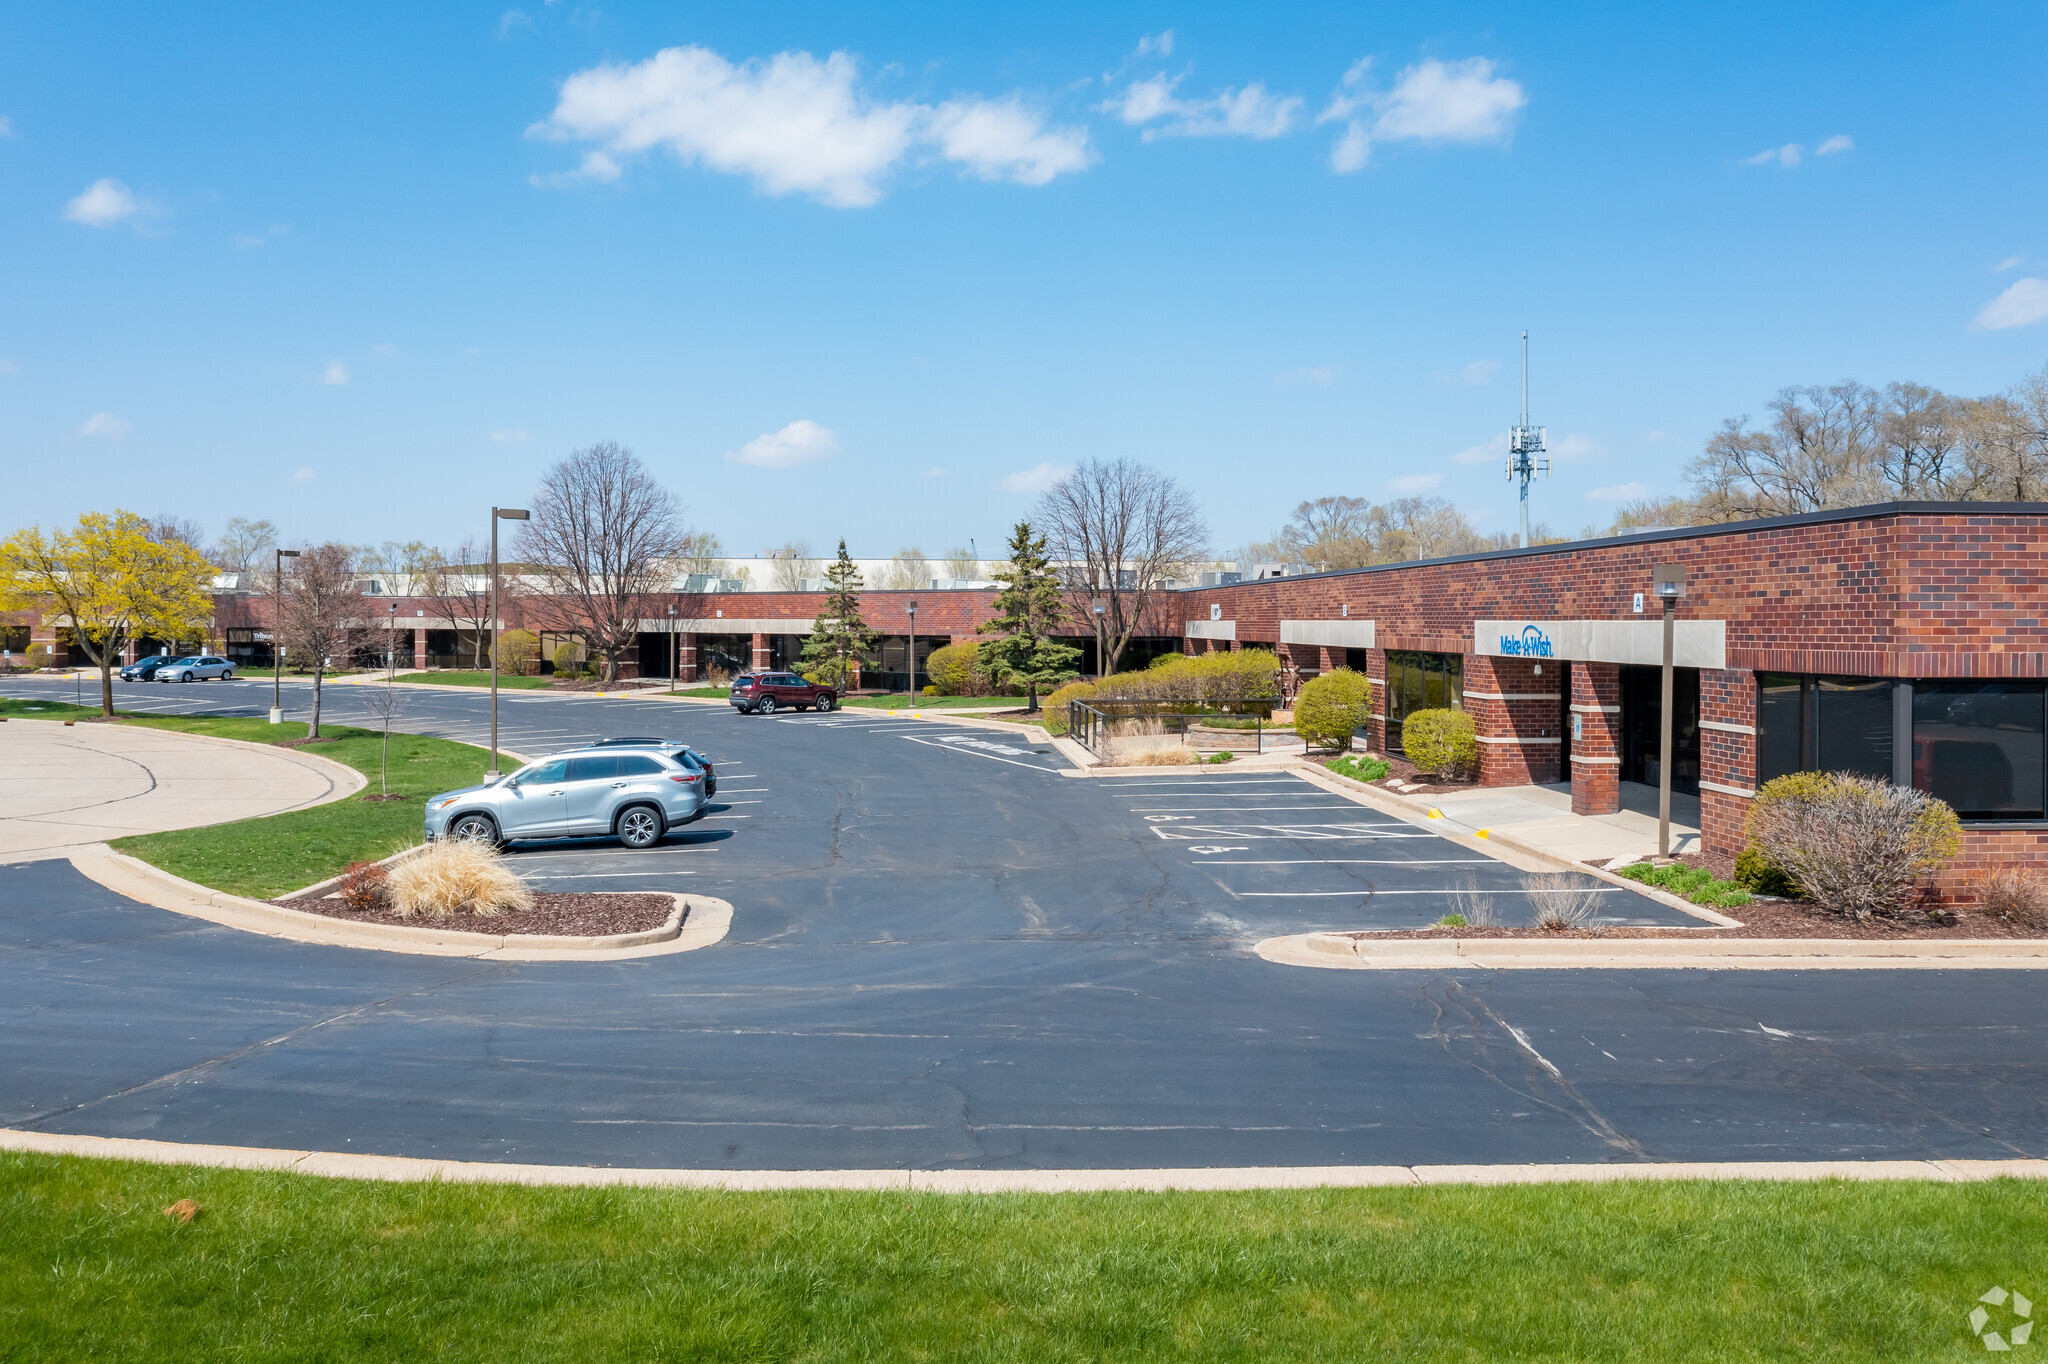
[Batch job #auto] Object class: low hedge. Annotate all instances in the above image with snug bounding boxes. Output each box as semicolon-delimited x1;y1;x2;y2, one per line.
1400;708;1476;778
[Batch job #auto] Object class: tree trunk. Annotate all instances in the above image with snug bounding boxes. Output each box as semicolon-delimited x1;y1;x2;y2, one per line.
99;663;114;717
309;667;324;738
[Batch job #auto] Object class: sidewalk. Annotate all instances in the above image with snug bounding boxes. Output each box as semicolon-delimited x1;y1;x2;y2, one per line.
1413;779;1699;867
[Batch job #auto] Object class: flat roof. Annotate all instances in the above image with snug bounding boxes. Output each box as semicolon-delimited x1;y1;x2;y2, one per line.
1177;500;2048;592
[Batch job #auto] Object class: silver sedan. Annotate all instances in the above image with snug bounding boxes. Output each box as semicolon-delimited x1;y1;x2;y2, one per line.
423;746;710;849
157;654;236;682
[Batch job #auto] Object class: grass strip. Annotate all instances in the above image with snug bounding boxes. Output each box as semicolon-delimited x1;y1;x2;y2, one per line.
390;670;552;689
0;696;105;720
3;1153;2042;1360
107;717;494;898
1617;859;1754;909
1327;753;1392;783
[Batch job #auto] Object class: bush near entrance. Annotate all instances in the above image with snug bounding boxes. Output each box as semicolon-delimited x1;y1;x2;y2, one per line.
498;630;539;676
1401;708;1477;779
924;641;986;696
1041;680;1098;735
1295;669;1372;752
1744;771;1960;920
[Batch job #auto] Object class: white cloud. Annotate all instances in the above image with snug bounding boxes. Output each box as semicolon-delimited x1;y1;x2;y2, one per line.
1973;278;2048;331
1995;255;2024;272
0;116;13;138
371;343;400;360
64;177;137;227
78;412;131;439
292;466;316;483
1319;57;1526;172
499;8;534;38
1587;481;1650;502
727;419;840;468
1135;30;1174;59
1389;472;1443;493
319;359;350;386
533;45;1090;207
490;429;531;443
530;150;622;188
1815;134;1854;156
1274;365;1335;387
1104;74;1302;140
1462;359;1499;385
1744;143;1802;168
997;461;1071;493
922;466;946;479
1452;432;1509;465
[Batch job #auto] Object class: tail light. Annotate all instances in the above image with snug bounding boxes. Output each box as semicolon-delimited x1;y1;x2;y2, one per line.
670;773;702;783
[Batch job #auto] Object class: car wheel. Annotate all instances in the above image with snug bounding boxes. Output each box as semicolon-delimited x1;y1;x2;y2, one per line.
179;671;193;683
448;813;500;846
815;693;834;712
221;670;235;680
758;696;777;715
616;805;663;848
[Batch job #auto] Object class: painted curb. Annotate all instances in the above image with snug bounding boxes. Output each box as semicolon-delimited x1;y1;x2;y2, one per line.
69;845;732;960
1255;930;2048;971
1;1127;2042;1191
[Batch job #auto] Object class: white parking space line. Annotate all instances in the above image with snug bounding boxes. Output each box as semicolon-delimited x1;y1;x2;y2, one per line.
523;872;697;880
1196;858;1497;866
895;734;1062;773
1236;887;1628;897
1126;805;1389;813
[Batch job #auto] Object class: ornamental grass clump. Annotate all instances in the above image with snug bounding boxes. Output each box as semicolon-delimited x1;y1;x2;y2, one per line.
386;839;532;919
1295;669;1373;753
1524;872;1604;931
1401;708;1478;779
1744;771;1961;920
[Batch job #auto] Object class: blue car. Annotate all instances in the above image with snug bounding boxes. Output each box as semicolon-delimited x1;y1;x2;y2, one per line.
157;654;236;682
120;654;178;681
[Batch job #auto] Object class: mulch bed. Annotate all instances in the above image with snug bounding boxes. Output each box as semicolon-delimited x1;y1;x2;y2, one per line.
269;736;340;748
271;891;676;938
1344;896;2048;941
358;793;409;802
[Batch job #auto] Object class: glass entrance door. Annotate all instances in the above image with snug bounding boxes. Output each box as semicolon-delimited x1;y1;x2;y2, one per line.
1620;665;1700;794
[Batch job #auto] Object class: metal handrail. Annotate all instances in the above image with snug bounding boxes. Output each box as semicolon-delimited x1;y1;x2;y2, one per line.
1068;700;1268;757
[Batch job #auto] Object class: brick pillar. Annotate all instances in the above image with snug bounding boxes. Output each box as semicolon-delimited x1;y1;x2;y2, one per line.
1463;654;1563;786
679;633;698;683
1230;638;1241;652
751;632;771;670
1696;667;1758;875
1569;661;1622;816
1318;646;1334;672
412;627;428;670
1363;648;1388;754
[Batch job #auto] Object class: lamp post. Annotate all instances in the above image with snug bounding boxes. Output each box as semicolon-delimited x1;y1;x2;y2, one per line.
1651;564;1687;857
1090;596;1107;677
667;603;678;695
905;598;918;696
489;506;530;779
270;548;300;723
387;601;398;681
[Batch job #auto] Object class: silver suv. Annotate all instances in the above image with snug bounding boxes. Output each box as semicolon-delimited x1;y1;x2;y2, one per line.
423;745;710;849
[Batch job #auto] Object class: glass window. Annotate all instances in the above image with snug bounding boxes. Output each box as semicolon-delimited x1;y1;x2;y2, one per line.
615;754;666;776
1756;674;1805;784
520;759;568;785
1816;678;1893;782
566;754;622;782
1914;683;2046;820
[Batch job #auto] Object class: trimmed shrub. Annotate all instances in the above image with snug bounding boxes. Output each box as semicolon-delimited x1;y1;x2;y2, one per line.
1327;754;1391;783
497;630;539;676
386;840;532;919
1401;708;1477;778
337;860;389;911
1041;680;1099;736
1295;668;1373;752
1744;771;1961;920
924;641;984;696
1733;847;1801;898
24;644;54;668
1093;649;1282;709
551;641;584;677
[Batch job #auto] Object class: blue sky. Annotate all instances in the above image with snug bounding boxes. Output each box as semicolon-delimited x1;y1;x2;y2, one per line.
5;2;2047;558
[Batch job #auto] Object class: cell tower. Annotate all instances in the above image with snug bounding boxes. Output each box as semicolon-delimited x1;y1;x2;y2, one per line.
1506;329;1548;549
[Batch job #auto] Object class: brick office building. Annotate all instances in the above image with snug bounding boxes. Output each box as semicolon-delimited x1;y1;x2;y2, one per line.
1178;501;2048;889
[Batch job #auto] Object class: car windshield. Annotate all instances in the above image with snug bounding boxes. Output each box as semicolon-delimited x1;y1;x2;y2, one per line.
171;657;200;665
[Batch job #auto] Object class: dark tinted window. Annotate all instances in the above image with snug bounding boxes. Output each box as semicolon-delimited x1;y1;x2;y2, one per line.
1816;678;1892;782
1756;674;1804;784
673;750;703;770
566;754;622;781
1914;682;2046;819
615;754;666;776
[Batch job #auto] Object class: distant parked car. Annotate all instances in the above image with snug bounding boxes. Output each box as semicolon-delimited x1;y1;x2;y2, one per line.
120;654;177;681
423;744;711;849
589;737;717;795
157;655;235;682
730;672;837;715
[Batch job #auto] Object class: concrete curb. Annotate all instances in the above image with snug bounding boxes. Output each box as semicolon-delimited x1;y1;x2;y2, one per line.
67;845;733;960
1254;929;2048;971
1;1127;2042;1191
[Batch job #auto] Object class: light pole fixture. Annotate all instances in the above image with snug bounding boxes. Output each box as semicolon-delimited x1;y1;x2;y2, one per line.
1651;563;1687;857
905;598;918;696
1089;596;1107;677
387;601;398;680
667;603;678;695
489;507;530;778
270;547;300;724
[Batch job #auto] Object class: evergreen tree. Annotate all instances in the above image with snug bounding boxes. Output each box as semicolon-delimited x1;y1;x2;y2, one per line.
977;519;1081;710
798;539;878;690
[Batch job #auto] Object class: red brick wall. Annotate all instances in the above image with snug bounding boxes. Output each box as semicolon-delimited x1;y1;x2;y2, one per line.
1462;654;1562;785
1570;662;1621;816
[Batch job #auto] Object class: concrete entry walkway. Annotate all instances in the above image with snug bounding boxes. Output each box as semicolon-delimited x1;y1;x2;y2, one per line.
1423;780;1701;866
0;719;363;860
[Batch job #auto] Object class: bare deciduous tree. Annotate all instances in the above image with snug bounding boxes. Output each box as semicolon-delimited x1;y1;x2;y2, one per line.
763;539;818;591
278;542;366;738
943;545;979;580
1034;457;1208;674
881;546;930;591
516;442;688;684
418;540;503;668
1259;494;1511;570
214;517;279;575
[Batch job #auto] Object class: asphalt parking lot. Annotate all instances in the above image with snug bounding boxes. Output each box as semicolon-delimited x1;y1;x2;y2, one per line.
2;674;2045;1171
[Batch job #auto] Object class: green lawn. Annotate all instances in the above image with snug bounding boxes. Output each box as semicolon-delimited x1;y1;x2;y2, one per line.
108;716;496;898
843;693;1028;710
391;670;553;689
3;1154;2041;1360
0;696;105;720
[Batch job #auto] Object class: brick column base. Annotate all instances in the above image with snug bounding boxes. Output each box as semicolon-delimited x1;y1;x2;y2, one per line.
1569;661;1622;816
412;628;428;670
679;635;697;683
751;632;771;671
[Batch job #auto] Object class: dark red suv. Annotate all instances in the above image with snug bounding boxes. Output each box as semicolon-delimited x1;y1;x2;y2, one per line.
730;672;838;715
